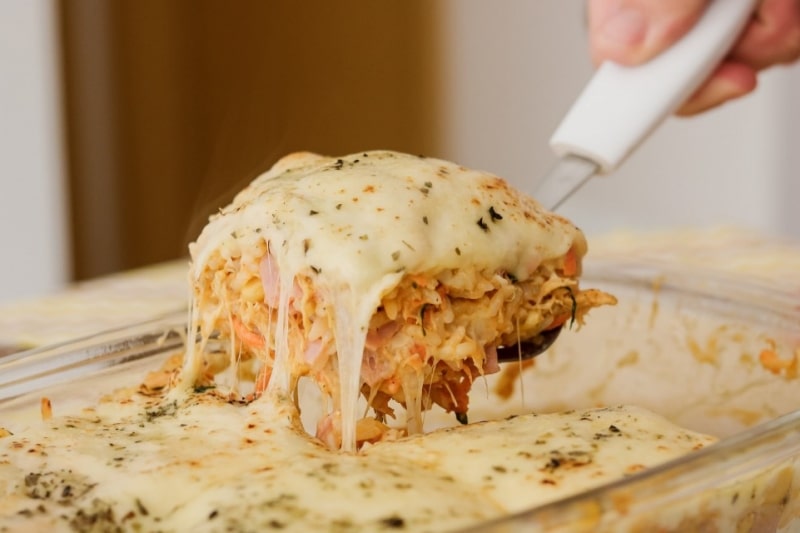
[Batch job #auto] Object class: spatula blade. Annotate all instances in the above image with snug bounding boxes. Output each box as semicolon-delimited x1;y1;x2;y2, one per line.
534;154;599;210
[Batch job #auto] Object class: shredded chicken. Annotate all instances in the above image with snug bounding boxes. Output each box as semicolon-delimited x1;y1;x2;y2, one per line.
189;240;616;447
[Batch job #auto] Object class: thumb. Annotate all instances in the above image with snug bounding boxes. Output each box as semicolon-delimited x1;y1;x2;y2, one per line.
588;0;711;65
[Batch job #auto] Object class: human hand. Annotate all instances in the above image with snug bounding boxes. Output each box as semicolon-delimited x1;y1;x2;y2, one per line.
587;0;800;115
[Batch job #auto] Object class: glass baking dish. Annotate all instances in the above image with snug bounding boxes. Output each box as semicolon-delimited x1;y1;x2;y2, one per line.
465;258;800;532
1;258;798;532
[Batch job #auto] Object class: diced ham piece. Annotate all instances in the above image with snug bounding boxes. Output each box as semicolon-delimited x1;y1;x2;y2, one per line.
365;321;401;351
316;411;341;449
304;339;325;364
361;349;395;387
260;250;306;311
259;252;280;307
483;345;500;375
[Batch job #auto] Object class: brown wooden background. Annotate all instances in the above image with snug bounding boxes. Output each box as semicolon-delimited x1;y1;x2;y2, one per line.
58;0;442;280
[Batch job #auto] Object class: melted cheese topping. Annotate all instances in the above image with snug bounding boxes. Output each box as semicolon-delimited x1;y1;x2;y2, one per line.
0;391;715;532
191;151;583;295
187;151;588;450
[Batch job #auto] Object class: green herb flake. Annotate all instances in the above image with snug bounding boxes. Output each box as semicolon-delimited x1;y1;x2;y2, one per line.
144;400;178;422
456;412;469;425
477;217;489;232
422;216;428;225
488;205;503;221
309;209;319;216
135;498;149;516
545;457;562;471
380;515;406;529
419;304;429;336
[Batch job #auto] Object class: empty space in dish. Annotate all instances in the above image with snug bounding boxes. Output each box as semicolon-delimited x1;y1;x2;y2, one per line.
463;259;800;438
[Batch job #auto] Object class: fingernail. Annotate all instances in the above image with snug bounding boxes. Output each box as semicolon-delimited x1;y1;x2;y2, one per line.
599;8;648;47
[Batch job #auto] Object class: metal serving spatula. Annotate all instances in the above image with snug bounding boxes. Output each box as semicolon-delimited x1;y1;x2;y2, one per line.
534;0;758;210
495;0;757;364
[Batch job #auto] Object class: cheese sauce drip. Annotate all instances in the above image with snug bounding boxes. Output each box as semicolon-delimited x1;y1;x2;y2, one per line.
186;151;586;451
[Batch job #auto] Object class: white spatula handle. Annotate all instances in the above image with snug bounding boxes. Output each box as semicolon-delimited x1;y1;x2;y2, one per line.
550;0;757;173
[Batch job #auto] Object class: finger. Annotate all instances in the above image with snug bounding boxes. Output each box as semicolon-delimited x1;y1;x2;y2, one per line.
588;0;709;66
730;0;800;69
676;60;757;116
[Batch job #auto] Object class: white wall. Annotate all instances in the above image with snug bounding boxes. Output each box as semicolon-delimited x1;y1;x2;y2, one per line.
438;1;800;239
1;1;797;307
0;0;69;303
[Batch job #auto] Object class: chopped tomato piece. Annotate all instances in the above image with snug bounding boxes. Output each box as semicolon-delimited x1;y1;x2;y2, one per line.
561;247;578;277
232;316;266;350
